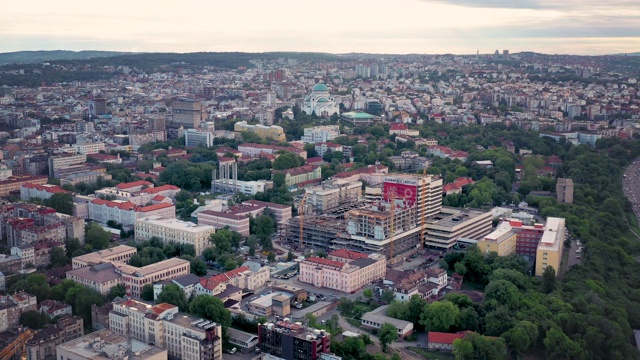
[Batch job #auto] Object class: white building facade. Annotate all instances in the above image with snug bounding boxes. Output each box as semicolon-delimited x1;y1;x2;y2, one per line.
302;83;339;117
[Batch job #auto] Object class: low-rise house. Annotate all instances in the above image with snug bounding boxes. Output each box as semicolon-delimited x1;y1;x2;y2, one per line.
360;305;413;338
39;300;73;318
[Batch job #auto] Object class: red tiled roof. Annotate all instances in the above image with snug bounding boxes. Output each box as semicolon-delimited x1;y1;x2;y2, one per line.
152;195;167;202
329;249;369;260
390;123;408;131
200;266;251;290
91;199;136;210
305;257;345;268
138;203;174;212
21;183;69;194
115;180;153;190
428;332;465;345
141;185;180;194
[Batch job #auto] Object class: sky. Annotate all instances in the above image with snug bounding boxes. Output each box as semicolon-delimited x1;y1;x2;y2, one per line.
1;0;639;55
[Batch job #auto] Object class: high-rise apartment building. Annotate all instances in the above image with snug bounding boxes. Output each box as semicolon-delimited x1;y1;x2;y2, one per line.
171;98;202;129
556;178;574;204
382;174;443;220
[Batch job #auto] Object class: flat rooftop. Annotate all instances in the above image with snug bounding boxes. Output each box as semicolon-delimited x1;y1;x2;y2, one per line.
426;207;490;228
74;245;136;263
538;217;565;252
250;292;293;308
136;216;215;232
56;329;166;359
484;222;513;242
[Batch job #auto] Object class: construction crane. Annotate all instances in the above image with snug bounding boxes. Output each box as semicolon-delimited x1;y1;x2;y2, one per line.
299;193;307;250
0;329;33;360
420;168;427;250
389;193;395;263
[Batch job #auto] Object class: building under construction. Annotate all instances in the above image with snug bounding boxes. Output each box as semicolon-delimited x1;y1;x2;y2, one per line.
302;179;364;215
284;200;420;263
284;214;349;251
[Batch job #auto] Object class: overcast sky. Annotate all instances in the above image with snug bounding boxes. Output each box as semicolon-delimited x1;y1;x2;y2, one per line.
1;0;638;55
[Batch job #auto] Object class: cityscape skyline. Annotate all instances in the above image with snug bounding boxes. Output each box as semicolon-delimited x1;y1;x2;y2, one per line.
2;0;639;56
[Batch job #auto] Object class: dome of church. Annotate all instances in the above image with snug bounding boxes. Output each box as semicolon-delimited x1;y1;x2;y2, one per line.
313;83;329;92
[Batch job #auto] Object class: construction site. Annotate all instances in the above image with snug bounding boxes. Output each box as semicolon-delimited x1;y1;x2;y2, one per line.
299;179;364;215
285;173;458;265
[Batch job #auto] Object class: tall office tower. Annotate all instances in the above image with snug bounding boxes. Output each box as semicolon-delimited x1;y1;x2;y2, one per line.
149;117;166;131
91;98;107;115
171;98;202;129
382;174;443;220
556;178;574;204
266;92;277;107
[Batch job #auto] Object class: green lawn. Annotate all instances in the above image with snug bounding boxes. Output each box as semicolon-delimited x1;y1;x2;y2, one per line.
408;346;455;360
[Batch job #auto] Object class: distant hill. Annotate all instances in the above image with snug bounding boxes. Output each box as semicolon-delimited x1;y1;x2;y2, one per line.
614;52;640;56
0;50;130;65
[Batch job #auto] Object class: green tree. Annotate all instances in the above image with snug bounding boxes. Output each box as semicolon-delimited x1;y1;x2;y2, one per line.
190;257;208;276
85;223;111;250
188;295;232;337
108;283;127;301
267;252;276;262
10;274;52;302
157;284;189;312
381;289;395;304
453;338;474;360
141;284;155;301
272;172;286;188
19;310;50;329
65;238;82;258
457;307;480;332
286;251;294;261
502;320;538;357
64;284;105;331
337;298;356;316
273;152;304;170
363;288;374;299
378;322;397;352
542;265;557;293
544;328;585;360
454;261;468;276
420;300;459;332
253;214;276;249
50;246;69;268
45;192;73;215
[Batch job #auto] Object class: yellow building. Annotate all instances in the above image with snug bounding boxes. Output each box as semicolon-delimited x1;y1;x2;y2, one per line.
478;221;517;256
535;217;565;276
234;121;286;141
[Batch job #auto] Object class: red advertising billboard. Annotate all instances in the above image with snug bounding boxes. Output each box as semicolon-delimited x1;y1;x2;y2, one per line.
383;182;417;207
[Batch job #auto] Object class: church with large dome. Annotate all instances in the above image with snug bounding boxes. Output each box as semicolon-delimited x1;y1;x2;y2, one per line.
301;83;339;117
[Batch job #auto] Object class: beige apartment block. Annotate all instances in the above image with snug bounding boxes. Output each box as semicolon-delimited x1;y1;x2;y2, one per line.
135;216;215;256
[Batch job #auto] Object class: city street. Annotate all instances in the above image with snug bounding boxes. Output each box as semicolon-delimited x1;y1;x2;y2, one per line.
623;158;640;227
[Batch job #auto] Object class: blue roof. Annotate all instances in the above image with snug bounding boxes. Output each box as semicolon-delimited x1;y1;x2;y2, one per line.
317;97;329;102
313;83;329;91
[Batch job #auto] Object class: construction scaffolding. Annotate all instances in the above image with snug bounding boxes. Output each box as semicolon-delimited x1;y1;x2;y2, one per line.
284;214;348;252
303;179;364;215
285;200;421;263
